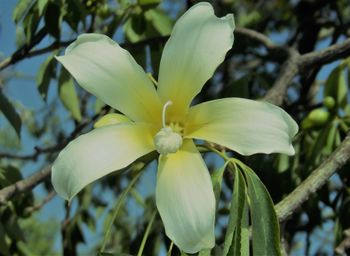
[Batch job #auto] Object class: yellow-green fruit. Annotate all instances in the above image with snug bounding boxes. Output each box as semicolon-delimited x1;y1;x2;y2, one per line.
308;108;330;125
323;96;336;110
301;118;313;129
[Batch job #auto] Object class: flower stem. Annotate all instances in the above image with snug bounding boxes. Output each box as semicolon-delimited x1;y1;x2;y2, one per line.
137;210;157;256
167;241;174;256
100;167;143;253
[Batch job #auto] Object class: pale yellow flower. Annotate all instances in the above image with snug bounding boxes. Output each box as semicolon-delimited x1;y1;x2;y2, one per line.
52;3;298;253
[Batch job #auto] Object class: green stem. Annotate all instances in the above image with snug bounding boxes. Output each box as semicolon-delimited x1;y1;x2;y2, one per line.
147;73;158;87
100;169;143;252
137;210;157;256
166;242;174;256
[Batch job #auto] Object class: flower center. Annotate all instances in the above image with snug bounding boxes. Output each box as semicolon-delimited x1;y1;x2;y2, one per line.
154;101;183;155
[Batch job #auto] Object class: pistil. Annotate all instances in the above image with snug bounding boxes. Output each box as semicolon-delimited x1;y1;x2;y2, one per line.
154;101;183;155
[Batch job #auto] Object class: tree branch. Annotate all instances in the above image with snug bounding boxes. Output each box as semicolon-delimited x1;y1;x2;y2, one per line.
235;27;285;51
263;49;300;105
299;37;350;69
264;38;350;106
0;165;51;205
275;132;350;222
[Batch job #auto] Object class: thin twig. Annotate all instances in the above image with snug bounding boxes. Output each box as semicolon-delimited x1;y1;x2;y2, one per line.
24;190;56;214
235;27;285;51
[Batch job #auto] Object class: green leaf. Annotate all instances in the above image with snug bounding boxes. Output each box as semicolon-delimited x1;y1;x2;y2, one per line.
22;5;40;44
211;161;228;208
145;9;173;35
221;75;250;98
58;68;82;121
198;249;211;256
308;120;338;164
44;2;61;39
99;253;132;256
222;163;247;256
0;166;22;188
12;0;35;23
239;200;249;256
64;0;88;31
274;154;290;173
138;0;161;6
4;215;24;241
0;224;9;256
37;0;48;16
324;65;348;109
244;167;281;256
124;14;147;43
37;53;57;100
0;89;21;138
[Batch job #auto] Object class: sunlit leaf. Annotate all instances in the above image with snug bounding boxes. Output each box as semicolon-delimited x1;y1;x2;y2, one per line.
58;67;82;121
244;167;281;256
145;9;173;35
37;0;48;16
37;53;57;100
12;0;34;23
223;163;247;256
211;161;228;208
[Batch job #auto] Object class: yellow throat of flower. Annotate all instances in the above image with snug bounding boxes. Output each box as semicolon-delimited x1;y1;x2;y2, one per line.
154;101;183;155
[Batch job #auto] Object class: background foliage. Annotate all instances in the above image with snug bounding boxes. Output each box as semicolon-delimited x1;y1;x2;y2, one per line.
1;0;350;255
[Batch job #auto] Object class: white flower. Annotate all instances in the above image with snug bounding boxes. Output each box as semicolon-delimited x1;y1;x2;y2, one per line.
51;3;298;253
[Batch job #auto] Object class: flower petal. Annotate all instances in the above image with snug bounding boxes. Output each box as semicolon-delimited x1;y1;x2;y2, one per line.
56;33;162;123
52;123;155;201
185;98;298;155
157;3;235;120
156;140;215;253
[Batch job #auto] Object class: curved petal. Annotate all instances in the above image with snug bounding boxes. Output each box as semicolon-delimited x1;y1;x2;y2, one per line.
52;123;155;201
185;98;298;155
156;140;215;253
56;33;162;123
157;3;235;121
94;113;131;128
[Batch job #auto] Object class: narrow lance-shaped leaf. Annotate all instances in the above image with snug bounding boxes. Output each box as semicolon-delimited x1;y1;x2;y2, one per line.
0;89;21;138
243;166;281;256
239;196;249;256
12;0;34;23
198;249;211;256
44;2;61;39
58;67;82;121
324;65;348;109
308;120;338;164
37;53;57;100
222;161;247;256
211;161;229;209
145;9;173;36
